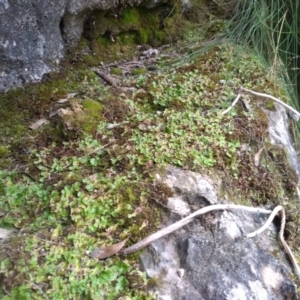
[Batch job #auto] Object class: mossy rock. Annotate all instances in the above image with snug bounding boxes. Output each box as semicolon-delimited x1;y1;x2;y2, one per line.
57;99;103;138
78;2;182;65
78;98;103;134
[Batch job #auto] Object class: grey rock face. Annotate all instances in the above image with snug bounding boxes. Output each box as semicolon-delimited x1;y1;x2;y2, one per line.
0;0;164;92
264;103;300;177
140;168;298;300
0;0;66;91
158;166;219;206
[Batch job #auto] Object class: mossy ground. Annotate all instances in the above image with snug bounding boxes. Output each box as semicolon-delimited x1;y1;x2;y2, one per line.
1;4;300;299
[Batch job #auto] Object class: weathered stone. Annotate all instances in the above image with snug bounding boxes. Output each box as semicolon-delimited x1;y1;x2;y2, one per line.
167;196;191;216
158;166;219;206
140;202;297;299
0;0;166;92
0;0;66;92
141;168;298;299
264;103;300;177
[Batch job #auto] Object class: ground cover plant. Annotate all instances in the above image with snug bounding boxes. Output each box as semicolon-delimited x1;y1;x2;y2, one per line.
1;40;300;298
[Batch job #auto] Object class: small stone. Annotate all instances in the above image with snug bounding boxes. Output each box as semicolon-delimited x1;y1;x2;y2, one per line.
167;197;191;216
29;118;49;130
177;269;185;278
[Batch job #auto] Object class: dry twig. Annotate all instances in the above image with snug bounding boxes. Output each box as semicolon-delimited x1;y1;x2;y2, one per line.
222;87;300;119
119;204;271;254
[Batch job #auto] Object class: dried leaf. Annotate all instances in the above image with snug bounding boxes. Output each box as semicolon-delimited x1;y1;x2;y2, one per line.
29;118;48;130
139;220;148;230
88;237;129;259
57;92;78;104
254;147;265;167
107;121;129;129
67;92;78;99
57;98;69;104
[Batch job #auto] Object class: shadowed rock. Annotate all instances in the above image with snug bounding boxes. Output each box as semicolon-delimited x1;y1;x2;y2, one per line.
0;0;164;92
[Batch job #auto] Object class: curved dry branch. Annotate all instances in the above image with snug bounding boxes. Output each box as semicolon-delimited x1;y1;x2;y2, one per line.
222;86;300;119
240;87;300;119
278;209;300;279
247;205;283;238
119;204;272;254
222;93;242;115
119;204;300;280
248;205;300;279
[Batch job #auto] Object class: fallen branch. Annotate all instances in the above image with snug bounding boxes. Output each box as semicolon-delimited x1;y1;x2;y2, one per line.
94;69;119;86
222;93;242;115
119;204;271;254
278;208;300;279
107;121;129;129
241;87;300;119
247;205;282;238
222;87;300;119
248;205;300;279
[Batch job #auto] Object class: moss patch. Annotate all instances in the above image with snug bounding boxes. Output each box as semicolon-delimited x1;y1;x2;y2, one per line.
132;68;147;76
110;67;123;76
75;2;184;65
0;11;299;297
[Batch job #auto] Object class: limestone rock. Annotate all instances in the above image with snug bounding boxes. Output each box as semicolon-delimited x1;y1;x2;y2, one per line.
0;0;66;92
158;166;219;206
141;168;298;300
264;102;300;177
0;0;164;92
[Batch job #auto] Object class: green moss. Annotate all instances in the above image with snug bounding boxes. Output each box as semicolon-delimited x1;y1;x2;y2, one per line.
63;171;84;185
83;55;99;66
122;7;140;25
137;28;149;44
77;1;182;64
0;145;9;158
153;30;165;43
265;99;276;110
96;36;111;48
118;32;136;45
75;38;89;52
132;68;147;76
76;99;103;134
147;276;164;289
110;67;122;76
82;99;102;117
